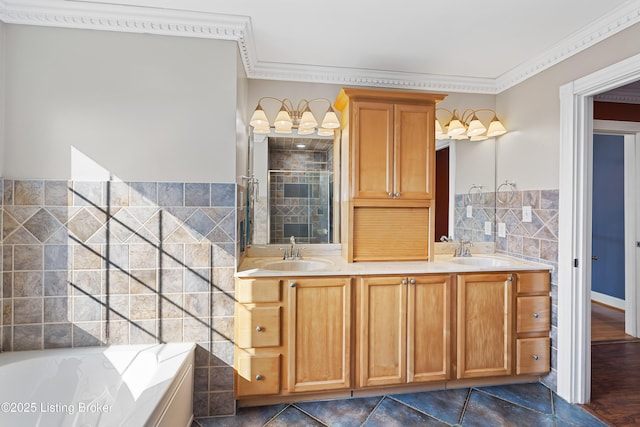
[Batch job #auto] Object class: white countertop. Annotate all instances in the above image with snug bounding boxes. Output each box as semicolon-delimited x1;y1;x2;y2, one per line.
235;253;552;278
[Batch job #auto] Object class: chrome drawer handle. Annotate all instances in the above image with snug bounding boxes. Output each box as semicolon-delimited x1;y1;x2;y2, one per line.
255;374;264;381
532;354;540;361
256;326;264;332
533;312;540;318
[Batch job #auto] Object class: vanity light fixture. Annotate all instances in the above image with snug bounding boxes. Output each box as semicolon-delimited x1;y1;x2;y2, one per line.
435;108;507;141
250;97;340;135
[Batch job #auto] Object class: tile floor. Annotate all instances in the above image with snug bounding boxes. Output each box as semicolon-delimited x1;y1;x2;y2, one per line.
192;383;608;427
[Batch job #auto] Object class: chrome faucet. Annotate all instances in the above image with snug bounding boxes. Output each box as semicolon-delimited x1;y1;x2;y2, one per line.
454;240;472;257
281;236;303;260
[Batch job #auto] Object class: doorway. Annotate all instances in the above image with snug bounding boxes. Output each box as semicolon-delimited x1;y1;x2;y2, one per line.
558;52;640;405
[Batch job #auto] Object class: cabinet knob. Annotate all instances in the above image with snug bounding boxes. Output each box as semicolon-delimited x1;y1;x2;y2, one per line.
388;192;394;198
402;279;408;285
507;276;514;282
256;326;264;332
533;312;540;319
290;282;296;288
395;192;401;198
532;354;540;361
409;279;416;285
255;374;264;381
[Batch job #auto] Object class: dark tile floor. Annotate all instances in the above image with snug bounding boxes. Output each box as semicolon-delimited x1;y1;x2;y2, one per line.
192;383;608;427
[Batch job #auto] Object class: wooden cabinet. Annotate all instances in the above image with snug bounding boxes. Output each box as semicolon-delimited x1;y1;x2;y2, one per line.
456;271;551;379
334;87;446;262
515;272;551;375
234;269;550;405
350;101;436;200
287;277;352;393
235;278;283;398
356;274;451;388
456;273;514;379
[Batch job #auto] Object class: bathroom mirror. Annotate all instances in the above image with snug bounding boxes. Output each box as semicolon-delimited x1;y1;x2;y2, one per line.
438;137;496;243
247;129;340;245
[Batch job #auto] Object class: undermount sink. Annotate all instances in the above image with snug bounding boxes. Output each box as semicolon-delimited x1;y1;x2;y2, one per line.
259;258;332;272
448;256;511;267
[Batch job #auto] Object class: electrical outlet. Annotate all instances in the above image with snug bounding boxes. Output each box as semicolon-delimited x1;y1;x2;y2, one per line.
523;205;532;222
498;222;506;238
466;205;473;218
484;221;492;235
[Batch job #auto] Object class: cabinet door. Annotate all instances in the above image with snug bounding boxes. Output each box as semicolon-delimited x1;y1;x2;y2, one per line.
357;276;407;387
351;101;394;199
407;275;451;383
394;103;434;200
457;273;514;379
287;278;351;393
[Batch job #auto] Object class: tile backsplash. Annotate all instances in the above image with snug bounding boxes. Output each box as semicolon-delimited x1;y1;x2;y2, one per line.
1;179;236;417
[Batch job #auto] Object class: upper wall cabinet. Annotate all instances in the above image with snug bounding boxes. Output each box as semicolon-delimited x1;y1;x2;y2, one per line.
335;88;446;262
351;101;435;200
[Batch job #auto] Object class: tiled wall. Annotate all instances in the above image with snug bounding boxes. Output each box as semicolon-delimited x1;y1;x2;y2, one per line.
495;189;559;391
1;179;237;417
454;190;496;242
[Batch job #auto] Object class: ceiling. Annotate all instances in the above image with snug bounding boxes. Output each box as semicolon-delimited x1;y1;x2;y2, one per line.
2;0;640;94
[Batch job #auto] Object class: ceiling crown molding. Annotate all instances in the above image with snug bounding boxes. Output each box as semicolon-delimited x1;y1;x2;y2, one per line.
2;0;640;95
496;0;640;93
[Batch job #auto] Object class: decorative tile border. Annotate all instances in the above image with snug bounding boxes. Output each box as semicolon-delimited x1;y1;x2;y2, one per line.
1;179;237;417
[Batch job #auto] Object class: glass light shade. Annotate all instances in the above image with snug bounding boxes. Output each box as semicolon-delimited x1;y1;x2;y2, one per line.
447;119;466;137
249;107;269;127
274;123;292;134
252;125;270;134
274;108;292;128
466;117;486;137
297;127;314;135
435;119;443;136
320;110;340;129
317;127;334;136
299;110;318;129
487;118;507;137
452;133;468;140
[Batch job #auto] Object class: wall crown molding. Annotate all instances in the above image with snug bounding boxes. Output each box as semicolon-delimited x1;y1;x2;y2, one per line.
2;0;640;94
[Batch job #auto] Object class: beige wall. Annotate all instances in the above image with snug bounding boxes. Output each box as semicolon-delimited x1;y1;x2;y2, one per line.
0;22;5;178
496;22;640;190
3;24;238;182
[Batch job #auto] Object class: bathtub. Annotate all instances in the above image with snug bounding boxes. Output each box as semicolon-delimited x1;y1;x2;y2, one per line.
0;343;195;427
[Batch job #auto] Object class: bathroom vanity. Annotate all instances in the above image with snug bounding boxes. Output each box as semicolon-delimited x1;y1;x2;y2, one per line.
234;254;551;407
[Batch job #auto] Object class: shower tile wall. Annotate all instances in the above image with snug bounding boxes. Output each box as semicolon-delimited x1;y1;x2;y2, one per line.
1;179;237;417
269;147;333;244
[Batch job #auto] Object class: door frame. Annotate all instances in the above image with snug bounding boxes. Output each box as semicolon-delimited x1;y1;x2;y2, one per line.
592;122;640;336
558;52;640;404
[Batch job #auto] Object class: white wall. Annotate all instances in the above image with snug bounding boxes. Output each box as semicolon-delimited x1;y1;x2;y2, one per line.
236;49;249;184
496;22;640;190
4;24;238;182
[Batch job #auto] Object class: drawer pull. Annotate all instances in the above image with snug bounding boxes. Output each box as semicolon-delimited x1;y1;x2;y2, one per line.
388;192;394;198
532;354;540;361
255;374;264;381
402;279;408;285
409;279;416;285
290;282;296;288
395;192;401;198
508;276;514;282
256;326;264;332
533;312;540;318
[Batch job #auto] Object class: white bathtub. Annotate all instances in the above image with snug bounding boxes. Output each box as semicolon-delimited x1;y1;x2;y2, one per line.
0;343;195;427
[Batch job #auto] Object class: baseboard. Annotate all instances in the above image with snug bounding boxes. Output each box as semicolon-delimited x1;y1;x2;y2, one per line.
591;291;625;311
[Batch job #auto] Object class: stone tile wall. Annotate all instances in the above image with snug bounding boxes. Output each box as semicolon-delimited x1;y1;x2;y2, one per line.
495;189;559;391
1;179;237;417
454;190;496;242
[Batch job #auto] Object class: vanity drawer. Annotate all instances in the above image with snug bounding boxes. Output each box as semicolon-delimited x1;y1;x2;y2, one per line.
236;305;281;348
517;296;551;333
237;279;281;303
516;337;550;375
236;354;281;397
516;272;550;294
